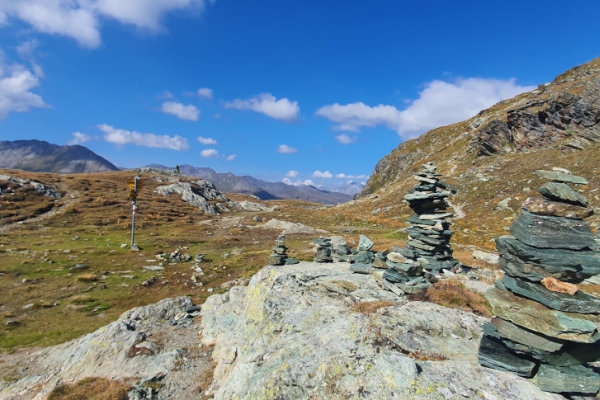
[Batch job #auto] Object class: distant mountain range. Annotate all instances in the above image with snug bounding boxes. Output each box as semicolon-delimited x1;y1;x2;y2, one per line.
0;140;119;173
146;164;353;204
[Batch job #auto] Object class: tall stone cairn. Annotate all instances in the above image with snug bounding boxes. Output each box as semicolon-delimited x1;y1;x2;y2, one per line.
376;162;459;296
400;162;459;273
314;237;333;263
478;169;600;397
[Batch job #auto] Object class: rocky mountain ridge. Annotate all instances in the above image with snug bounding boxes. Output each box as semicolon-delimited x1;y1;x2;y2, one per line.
146;163;353;204
0;140;119;174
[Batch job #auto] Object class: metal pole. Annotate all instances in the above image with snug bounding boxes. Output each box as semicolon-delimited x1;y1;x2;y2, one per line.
131;177;137;247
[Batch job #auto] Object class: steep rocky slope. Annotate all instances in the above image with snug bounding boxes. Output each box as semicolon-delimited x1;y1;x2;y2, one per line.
345;58;600;251
358;57;600;198
0;140;119;173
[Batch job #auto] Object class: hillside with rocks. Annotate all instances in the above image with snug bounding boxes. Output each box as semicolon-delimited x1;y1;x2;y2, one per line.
344;57;600;252
0;263;563;400
0;140;120;174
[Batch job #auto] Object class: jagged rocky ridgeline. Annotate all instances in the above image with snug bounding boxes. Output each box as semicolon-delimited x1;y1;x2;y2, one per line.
478;168;600;397
267;235;299;266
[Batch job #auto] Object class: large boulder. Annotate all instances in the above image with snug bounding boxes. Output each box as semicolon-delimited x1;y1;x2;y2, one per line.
200;262;561;399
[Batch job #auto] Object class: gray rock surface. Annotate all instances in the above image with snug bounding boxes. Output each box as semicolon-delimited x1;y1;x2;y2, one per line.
155;182;222;214
199;262;561;399
0;297;211;400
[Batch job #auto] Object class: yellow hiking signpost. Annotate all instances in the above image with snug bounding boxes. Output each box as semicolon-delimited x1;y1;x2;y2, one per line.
128;177;143;250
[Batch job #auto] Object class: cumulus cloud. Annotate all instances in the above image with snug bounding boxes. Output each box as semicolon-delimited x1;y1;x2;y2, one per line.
283;178;314;186
197;87;213;99
285;170;298;178
161;101;199;121
98;124;190;150
68;132;91;145
336;173;368;179
316;78;535;138
0;0;213;48
312;170;332;179
200;148;219;158
197;136;217;145
0;56;48;119
276;144;297;154
226;154;236;161
225;93;300;122
335;133;357;145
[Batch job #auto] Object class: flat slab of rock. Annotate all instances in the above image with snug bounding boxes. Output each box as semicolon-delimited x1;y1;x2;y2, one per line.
478;335;536;377
522;197;593;220
490;317;563;353
538;182;588;207
404;191;450;201
537;364;600;394
502;275;600;314
496;236;600;282
510;210;595;250
535;170;588;185
485;288;600;343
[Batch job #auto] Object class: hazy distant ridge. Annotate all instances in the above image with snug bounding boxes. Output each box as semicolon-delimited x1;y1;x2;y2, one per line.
146;163;352;204
0;140;119;174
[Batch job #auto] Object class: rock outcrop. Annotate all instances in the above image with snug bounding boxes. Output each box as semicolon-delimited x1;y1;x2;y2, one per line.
155;180;231;215
0;297;206;400
478;169;600;397
0;173;61;199
200;262;561;399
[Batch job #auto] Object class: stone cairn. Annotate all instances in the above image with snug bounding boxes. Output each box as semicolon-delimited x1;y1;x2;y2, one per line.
268;235;299;266
377;162;460;295
478;169;600;397
314;237;333;263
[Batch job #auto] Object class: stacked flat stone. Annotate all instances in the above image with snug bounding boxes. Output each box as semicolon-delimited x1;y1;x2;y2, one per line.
349;234;377;274
267;235;298;265
401;162;459;274
314;237;333;263
478;169;600;397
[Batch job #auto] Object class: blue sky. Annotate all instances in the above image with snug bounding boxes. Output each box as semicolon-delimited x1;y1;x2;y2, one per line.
0;1;599;191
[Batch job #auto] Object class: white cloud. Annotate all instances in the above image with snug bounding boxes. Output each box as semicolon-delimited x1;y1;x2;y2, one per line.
276;144;297;154
312;170;332;179
225;93;299;122
157;91;174;100
197;136;218;145
197;87;213;99
161;101;199;121
335;173;368;179
98;124;190;150
335;133;357;145
316;78;535;139
226;154;236;161
0;56;48;119
285;170;298;178
283;178;314;186
0;0;213;48
68;132;91;145
200;148;219;158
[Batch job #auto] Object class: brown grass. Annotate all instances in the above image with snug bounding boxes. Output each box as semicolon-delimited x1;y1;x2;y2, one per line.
422;278;492;317
351;300;395;315
47;377;131;400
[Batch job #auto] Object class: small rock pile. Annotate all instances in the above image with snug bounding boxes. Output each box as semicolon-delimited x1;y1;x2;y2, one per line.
478;169;600;397
314;237;333;263
401;162;459;273
157;248;192;263
268;235;299;265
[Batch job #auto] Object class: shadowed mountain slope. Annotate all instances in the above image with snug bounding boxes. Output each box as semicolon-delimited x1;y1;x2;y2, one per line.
0;140;119;173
